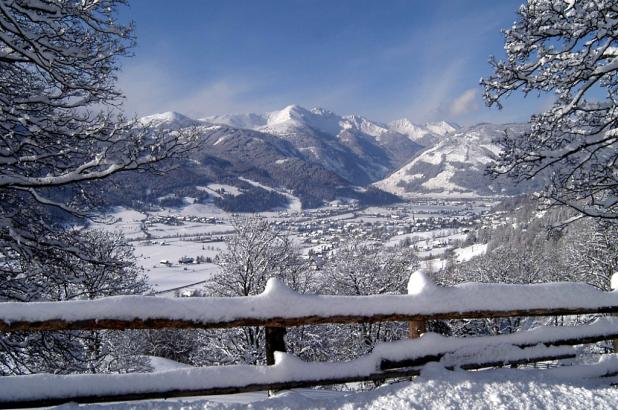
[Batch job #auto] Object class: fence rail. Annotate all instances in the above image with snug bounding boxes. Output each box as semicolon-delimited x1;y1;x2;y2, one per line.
1;277;618;408
2;305;618;332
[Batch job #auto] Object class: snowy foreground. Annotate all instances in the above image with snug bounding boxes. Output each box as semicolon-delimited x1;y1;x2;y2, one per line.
52;362;618;410
3;319;618;406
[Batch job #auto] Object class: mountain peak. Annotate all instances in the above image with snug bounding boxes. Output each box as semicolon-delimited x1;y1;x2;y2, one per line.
424;120;460;136
139;111;201;129
267;104;312;125
388;118;435;144
310;106;337;117
389;118;416;128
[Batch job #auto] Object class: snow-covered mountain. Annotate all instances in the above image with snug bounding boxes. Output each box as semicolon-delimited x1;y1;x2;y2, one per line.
124;106;535;210
387;118;456;147
375;123;531;198
206;105;425;185
425;120;460;136
139;111;204;129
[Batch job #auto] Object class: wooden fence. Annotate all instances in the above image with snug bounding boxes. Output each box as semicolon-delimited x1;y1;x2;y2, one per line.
1;278;618;408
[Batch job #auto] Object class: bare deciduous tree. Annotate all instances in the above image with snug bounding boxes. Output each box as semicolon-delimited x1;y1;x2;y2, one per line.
198;216;312;365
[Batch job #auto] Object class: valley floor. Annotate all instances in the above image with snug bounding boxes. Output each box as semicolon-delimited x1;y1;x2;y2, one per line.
92;199;491;295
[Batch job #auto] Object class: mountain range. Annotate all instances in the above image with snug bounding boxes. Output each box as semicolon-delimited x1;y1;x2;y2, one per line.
109;105;531;212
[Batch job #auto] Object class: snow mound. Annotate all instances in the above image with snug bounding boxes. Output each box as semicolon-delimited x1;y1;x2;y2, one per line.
407;271;436;295
261;278;298;299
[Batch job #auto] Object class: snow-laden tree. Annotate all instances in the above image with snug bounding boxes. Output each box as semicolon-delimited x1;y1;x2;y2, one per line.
206;216;312;297
196;216;312;365
562;220;618;290
302;240;418;362
0;230;151;375
482;0;618;222
0;0;198;292
0;0;197;375
435;244;566;336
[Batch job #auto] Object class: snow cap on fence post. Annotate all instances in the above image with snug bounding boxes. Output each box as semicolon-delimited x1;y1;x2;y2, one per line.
407;270;436;296
262;277;296;297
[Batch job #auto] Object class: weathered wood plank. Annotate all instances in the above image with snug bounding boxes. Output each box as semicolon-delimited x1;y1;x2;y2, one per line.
408;320;427;338
2;306;618;332
265;326;287;366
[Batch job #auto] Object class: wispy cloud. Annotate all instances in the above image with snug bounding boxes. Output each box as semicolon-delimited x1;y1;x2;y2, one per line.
449;88;479;117
117;62;271;118
397;59;470;123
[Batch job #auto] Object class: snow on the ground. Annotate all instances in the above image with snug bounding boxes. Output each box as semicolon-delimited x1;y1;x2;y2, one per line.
238;177;302;213
415;246;449;259
386;228;463;247
419;258;448;272
205;184;242;197
52;369;618;409
134;239;224;293
89;207;148;239
168;203;229;217
454;243;488;262
145;223;232;239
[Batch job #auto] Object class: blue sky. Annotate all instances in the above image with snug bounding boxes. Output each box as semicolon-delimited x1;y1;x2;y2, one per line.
118;0;550;125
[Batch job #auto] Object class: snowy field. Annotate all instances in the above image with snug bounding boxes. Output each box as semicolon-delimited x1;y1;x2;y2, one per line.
89;207;232;293
136;236;228;293
135;239;223;293
89;200;494;294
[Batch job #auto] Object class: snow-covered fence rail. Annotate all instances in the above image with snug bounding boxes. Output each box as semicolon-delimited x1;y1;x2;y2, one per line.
2;277;618;332
2;275;618;408
2;318;618;409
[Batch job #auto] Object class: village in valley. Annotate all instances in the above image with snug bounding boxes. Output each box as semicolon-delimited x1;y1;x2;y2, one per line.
104;198;498;296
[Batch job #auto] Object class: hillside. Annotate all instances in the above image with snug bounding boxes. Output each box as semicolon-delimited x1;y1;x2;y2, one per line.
105;107;538;212
375;123;535;198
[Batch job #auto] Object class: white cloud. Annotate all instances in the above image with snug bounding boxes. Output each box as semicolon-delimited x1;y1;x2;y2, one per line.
449;88;479;117
116;61;271;118
398;60;467;123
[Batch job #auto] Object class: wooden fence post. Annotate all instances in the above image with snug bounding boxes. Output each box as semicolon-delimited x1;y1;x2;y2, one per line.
609;271;618;353
408;320;426;339
265;326;287;366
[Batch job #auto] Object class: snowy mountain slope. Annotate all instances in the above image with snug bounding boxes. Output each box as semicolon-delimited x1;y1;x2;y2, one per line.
106;120;400;211
375;123;531;198
139;111;205;130
206;105;424;184
425;120;460;136
128;107;535;210
202;112;266;130
388;119;459;146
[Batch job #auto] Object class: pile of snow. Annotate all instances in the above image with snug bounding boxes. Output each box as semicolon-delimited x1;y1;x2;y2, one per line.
407;271;437;295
